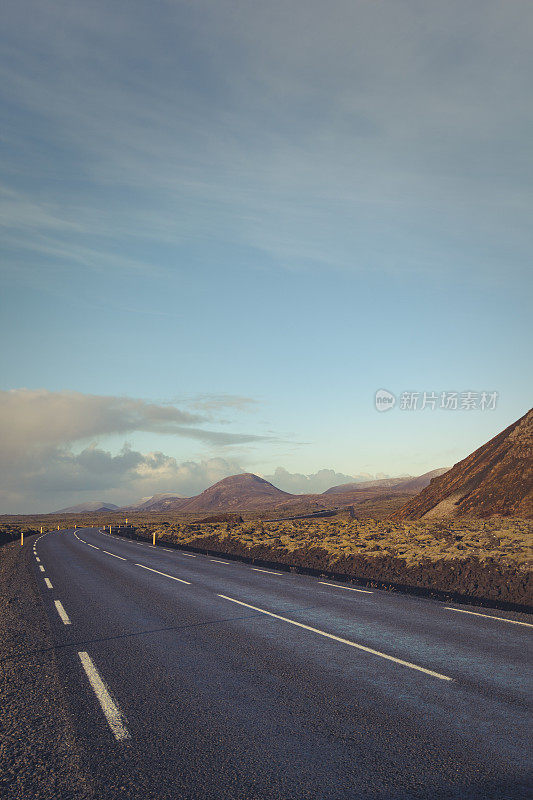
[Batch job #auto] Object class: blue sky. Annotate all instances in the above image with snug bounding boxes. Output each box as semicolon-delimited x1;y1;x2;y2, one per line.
1;1;532;511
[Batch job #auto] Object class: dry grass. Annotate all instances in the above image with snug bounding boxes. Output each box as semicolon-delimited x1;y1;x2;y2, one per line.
135;515;533;572
2;513;531;573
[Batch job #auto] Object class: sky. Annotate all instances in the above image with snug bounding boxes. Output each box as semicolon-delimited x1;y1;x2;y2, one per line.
1;0;532;512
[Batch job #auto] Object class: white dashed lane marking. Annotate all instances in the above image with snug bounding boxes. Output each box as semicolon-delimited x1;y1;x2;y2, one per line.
78;652;130;741
135;564;191;585
39;565;45;572
54;600;71;625
44;578;53;589
218;594;453;681
103;550;127;561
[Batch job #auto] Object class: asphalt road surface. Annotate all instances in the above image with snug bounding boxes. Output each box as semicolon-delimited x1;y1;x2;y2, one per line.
25;527;532;799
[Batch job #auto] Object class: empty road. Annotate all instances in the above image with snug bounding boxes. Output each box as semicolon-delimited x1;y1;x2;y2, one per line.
22;527;533;798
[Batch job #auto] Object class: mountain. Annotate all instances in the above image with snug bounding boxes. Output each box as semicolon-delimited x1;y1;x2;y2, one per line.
323;469;448;495
118;470;438;517
394;409;533;519
125;493;187;511
55;501;120;513
396;468;449;492
53;467;454;518
147;473;294;513
323;476;413;494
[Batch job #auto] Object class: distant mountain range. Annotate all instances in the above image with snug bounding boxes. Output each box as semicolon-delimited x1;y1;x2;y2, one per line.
54;468;447;516
55;501;120;513
394;408;533;519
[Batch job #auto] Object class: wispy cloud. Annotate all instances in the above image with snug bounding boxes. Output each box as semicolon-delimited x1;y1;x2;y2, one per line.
187;394;258;412
0;389;272;454
2;0;531;285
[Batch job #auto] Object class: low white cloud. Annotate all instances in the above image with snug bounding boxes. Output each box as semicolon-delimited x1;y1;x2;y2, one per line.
0;389;274;512
0;441;247;512
0;389;399;512
264;467;370;494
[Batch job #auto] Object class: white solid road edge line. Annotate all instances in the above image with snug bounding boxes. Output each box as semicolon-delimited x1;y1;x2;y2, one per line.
445;606;533;628
78;652;130;741
135;564;191;585
54;600;71;625
319;581;373;594
103;550;127;561
218;594;453;681
44;578;53;589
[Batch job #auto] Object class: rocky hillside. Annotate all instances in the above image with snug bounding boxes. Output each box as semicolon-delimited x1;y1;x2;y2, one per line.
394;409;533;519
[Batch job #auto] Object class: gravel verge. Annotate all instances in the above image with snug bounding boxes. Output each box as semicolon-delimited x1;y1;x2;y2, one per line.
0;537;95;799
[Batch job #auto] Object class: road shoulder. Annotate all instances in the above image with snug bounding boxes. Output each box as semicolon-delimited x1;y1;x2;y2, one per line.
0;538;95;799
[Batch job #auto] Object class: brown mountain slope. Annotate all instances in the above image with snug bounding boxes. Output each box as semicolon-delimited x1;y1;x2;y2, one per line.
152;473;295;513
393;409;533;519
323;468;448;495
323;477;412;494
125;493;188;512
399;468;450;493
